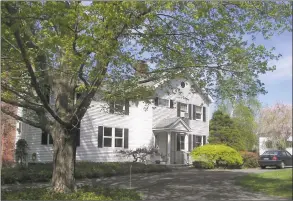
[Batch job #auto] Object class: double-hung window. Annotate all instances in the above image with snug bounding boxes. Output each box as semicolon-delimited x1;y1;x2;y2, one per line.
177;134;185;151
103;127;112;147
98;126;129;149
41;131;53;145
195;106;202;120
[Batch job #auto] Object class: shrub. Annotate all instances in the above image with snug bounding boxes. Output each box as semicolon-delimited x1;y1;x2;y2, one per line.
191;144;243;169
192;161;214;169
1;186;141;200
1;162;171;185
15;139;29;168
240;151;259;168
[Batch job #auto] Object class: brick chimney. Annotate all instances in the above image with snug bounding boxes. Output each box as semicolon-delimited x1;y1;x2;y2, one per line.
134;60;149;76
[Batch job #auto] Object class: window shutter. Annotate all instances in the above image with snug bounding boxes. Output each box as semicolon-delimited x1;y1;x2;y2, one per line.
125;100;129;115
193;135;196;149
98;126;103;148
41;131;47;145
177;102;181;117
203;107;206;122
49;134;53;144
76;123;81;147
188;104;192;119
170;100;174;108
109;102;114;114
193;105;196;120
154;97;158;106
188;135;192;151
124;128;129;149
203;136;207;145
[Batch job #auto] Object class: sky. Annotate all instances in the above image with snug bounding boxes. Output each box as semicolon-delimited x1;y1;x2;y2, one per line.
209;31;292;118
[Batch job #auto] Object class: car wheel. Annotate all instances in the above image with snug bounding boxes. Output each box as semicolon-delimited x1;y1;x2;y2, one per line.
279;161;285;169
260;166;266;169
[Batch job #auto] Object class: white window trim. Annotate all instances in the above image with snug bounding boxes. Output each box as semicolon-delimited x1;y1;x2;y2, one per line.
114;128;124;148
158;98;170;108
100;126;127;149
103;127;113;148
180;103;188;112
195;106;202;120
114;102;125;113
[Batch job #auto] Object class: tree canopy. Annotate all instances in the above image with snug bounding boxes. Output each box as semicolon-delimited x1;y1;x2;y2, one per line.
209;110;246;151
1;1;292;193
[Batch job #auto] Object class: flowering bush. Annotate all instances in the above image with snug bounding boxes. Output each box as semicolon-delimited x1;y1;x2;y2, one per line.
240;151;259;168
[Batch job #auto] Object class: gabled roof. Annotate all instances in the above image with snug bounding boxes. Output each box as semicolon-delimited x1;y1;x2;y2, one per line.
141;75;213;104
153;117;191;132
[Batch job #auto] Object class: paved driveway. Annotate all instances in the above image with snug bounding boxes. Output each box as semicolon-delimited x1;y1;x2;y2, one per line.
85;168;285;200
2;168;287;200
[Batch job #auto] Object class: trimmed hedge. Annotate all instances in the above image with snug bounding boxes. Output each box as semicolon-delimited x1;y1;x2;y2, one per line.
1;162;171;185
191;144;243;169
1;186;141;200
240;151;259;168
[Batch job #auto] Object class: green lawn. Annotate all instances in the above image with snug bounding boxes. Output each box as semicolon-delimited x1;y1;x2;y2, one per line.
236;169;292;198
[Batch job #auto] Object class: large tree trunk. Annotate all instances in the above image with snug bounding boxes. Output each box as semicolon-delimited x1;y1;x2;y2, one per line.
51;123;77;193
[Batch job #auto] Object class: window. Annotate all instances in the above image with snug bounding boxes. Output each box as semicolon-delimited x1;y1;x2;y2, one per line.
115;128;123;147
98;126;129;149
103;127;112;147
181;82;185;88
195;106;202;120
193;135;202;148
180;103;187;112
41;131;53;145
177;134;185;151
158;98;169;107
109;101;129;115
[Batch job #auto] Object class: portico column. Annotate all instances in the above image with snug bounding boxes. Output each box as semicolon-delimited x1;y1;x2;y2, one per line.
201;135;203;146
184;133;188;164
167;132;171;164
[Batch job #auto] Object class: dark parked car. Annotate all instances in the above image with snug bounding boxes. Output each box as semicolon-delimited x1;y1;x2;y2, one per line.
258;150;292;169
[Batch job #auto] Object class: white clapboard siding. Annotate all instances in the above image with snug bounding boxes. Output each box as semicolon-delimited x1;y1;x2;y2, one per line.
21;100;153;163
19;78;210;163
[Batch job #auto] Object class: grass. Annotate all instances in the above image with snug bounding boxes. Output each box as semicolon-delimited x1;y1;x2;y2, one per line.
1;162;172;185
235;168;292;199
1;185;142;200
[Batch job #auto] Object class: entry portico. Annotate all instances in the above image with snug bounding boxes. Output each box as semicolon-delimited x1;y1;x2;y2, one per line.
153;117;192;164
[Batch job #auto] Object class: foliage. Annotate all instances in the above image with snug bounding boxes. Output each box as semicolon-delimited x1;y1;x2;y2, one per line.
239;151;259;168
117;146;159;163
1;186;142;200
192;160;214;169
191;144;243;169
258;103;292;150
1;162;171;185
236;169;292;199
1;1;291;191
15;139;29;168
209;110;246;151
216;97;261;151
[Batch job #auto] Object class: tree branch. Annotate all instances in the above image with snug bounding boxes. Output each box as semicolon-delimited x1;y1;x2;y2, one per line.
1;97;42;112
13;29;70;127
1;106;43;129
1;83;41;106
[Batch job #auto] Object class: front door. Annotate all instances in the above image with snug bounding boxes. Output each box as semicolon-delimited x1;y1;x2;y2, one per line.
170;133;176;164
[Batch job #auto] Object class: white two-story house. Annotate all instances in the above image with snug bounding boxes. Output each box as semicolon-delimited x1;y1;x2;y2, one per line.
15;78;212;165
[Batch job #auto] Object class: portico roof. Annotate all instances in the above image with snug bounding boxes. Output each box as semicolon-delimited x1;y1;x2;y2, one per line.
153;117;191;132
